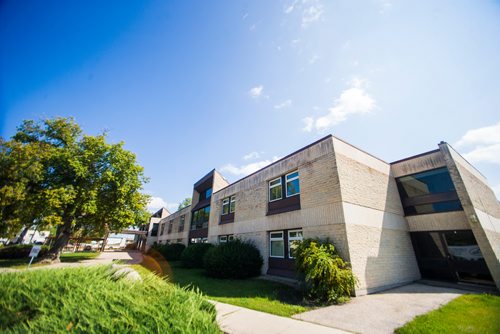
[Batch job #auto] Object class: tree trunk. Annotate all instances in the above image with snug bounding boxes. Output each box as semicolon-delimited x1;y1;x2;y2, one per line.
14;226;30;244
42;218;73;262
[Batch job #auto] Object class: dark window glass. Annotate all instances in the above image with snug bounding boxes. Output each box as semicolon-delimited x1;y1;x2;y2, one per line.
191;206;210;230
150;223;159;237
200;188;212;201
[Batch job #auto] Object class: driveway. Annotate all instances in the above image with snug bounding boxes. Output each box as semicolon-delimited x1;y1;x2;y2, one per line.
293;283;469;334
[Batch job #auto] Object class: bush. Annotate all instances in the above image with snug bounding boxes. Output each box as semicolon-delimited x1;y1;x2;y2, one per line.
0;266;219;333
204;239;263;279
150;243;186;261
294;238;357;304
0;244;49;259
180;243;213;268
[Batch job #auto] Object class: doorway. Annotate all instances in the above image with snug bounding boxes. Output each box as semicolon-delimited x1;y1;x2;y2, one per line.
410;230;493;285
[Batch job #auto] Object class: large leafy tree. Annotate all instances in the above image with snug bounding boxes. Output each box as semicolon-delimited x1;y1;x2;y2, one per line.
0;117;150;260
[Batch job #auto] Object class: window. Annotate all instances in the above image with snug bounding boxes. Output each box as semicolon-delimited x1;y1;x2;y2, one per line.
150;223;159;237
288;230;303;258
222;195;236;215
219;235;227;243
269;178;282;202
396;167;462;216
228;235;234;242
285;171;300;197
160;223;165;236
168;220;173;234
222;198;230;215
179;215;185;232
191;206;210;230
270;232;284;258
199;188;213;201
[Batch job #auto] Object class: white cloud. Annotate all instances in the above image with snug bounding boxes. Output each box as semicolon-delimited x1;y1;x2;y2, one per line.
302;4;324;28
249;85;264;99
284;0;298;14
303;78;376;132
274;99;292;109
243;151;260;160
147;196;178;213
221;156;281;176
455;123;500;165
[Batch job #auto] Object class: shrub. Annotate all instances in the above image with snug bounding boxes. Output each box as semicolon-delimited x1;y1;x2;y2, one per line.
294;238;357;304
0;266;219;333
180;243;213;268
0;244;49;259
204;239;263;279
150;243;186;261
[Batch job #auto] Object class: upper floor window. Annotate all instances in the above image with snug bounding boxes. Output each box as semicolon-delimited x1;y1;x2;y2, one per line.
179;215;185;232
222;195;236;215
168;220;173;234
269;178;283;202
160;223;165;236
396;167;462;216
285;171;300;197
200;188;212;201
150;223;159;237
191;206;210;230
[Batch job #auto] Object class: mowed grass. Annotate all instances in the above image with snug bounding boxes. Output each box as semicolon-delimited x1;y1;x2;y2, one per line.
0;265;220;333
0;251;100;269
137;256;309;317
396;294;500;334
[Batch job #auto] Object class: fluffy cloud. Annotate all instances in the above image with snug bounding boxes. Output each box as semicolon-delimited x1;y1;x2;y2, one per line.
249;85;264;99
147;196;178;213
302;3;324;28
454;122;500;165
243;151;260;160
221;156;280;176
303;78;376;132
274;99;292;109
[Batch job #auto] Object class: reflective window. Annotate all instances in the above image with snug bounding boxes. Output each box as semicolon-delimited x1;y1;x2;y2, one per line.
288;230;303;258
191;206;210;230
222;198;230;215
178;215;185;232
270;232;284;258
286;171;300;197
269;178;282;202
230;195;236;213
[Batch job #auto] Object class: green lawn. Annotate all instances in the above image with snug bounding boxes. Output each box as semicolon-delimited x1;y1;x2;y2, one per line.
396;294;500;334
0;265;219;333
137;258;310;317
0;251;100;269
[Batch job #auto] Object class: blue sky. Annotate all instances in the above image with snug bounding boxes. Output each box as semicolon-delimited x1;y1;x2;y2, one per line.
1;0;499;212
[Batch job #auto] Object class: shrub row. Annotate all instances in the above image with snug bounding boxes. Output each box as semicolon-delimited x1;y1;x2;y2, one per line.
150;243;186;261
0;244;49;259
180;243;213;268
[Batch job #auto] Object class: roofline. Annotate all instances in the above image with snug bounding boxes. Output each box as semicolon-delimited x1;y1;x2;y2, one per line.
331;135;389;164
213;135;333;196
193;169;216;188
390;149;441;165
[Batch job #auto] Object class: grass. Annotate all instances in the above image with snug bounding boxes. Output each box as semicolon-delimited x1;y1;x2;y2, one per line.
0;265;220;333
0;251;100;269
395;294;500;334
137;255;310;317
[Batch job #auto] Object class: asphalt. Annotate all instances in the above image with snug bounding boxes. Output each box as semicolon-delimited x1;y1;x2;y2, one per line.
293;283;469;334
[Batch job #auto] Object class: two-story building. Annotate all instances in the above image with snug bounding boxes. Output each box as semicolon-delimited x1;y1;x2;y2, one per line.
147;135;500;295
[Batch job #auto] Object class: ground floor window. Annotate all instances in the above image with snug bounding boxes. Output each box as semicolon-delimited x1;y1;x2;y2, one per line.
190;237;208;244
288;230;303;258
219;234;235;243
270;231;285;258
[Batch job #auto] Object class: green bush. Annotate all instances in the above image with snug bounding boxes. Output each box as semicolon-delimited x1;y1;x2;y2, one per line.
150;243;186;261
0;244;49;259
181;243;213;268
204;239;263;279
294;238;357;304
0;266;220;333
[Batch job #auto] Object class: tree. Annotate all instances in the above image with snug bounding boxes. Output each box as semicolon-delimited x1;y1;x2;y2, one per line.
178;197;192;210
0;117;150;260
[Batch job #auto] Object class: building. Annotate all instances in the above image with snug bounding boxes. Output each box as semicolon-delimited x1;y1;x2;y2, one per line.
146;135;500;294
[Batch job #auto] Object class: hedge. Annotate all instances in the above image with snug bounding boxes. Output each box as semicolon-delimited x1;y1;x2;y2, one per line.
0;244;49;259
150;243;186;261
203;239;263;279
180;243;213;268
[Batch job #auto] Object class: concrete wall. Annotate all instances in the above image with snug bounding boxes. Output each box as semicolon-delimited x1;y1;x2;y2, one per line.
157;206;191;245
334;138;420;295
440;143;500;289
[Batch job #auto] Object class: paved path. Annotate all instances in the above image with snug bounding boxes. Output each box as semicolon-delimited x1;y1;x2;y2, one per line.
213;301;350;334
293;283;468;334
43;250;144;269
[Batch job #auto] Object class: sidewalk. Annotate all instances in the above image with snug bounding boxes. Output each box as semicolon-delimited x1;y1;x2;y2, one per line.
212;301;350;334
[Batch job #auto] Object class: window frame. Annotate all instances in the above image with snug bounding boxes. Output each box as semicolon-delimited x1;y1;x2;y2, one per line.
269;231;285;258
288;229;303;258
230;195;236;213
219;235;228;243
222;197;230;215
285;171;300;198
269;177;283;202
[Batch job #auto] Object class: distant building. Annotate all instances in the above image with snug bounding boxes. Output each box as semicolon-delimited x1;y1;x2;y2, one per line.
145;135;500;294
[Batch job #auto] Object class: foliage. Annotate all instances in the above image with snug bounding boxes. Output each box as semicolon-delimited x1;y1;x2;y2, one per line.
150;243;186;261
203;239;263;279
0;244;49;259
178;197;192;210
140;260;308;317
294;238;357;304
395;294;500;334
180;243;213;268
0;117;150;258
0;266;219;333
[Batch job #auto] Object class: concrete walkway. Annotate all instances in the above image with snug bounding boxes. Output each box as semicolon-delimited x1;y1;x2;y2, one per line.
213;301;350;334
41;250;144;269
293;283;469;334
